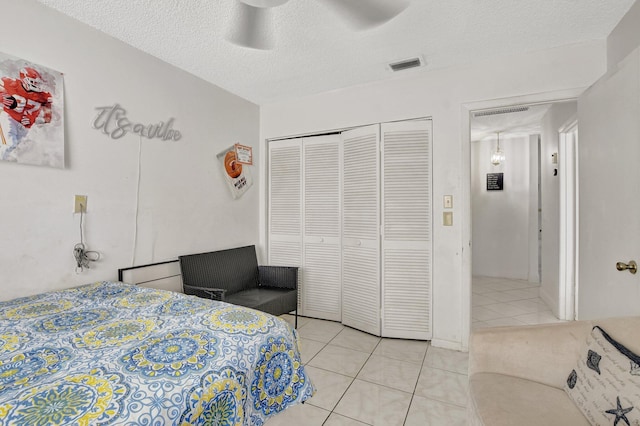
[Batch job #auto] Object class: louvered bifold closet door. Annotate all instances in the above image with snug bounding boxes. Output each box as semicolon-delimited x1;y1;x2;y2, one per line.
302;135;342;321
268;139;303;312
341;125;381;335
381;120;433;340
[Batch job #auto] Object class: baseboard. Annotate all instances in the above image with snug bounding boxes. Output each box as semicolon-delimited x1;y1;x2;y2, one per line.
431;338;466;352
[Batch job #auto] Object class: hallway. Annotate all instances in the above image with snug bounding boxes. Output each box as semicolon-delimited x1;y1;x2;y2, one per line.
472;276;564;329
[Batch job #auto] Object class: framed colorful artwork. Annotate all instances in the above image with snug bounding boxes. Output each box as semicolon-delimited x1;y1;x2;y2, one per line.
0;52;65;168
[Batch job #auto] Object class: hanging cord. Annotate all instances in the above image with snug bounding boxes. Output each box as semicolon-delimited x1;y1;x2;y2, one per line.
131;135;143;266
74;203;100;273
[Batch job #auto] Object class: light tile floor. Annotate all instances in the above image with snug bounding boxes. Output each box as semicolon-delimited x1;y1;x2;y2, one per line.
471;275;564;329
267;316;468;426
266;276;563;425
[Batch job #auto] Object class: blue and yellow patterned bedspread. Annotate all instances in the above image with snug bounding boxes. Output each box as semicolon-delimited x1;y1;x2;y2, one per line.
0;281;314;425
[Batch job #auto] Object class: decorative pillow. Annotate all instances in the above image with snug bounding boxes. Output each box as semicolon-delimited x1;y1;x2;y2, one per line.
564;326;640;426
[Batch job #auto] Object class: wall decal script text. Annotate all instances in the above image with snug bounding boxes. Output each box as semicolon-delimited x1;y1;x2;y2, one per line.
92;104;182;141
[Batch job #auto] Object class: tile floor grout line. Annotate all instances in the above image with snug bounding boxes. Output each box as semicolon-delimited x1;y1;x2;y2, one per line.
319;336;383;426
274;317;471;425
295;315;473;424
307;326;346;425
292;280;550;425
401;344;430;425
403;395;416;425
471;276;564;331
352;375;421;396
398;338;433;425
417;394;469;410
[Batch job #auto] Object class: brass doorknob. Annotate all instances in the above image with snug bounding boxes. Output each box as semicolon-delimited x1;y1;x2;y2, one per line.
616;260;637;274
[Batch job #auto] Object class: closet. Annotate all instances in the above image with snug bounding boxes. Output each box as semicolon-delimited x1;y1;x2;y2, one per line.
268;119;432;340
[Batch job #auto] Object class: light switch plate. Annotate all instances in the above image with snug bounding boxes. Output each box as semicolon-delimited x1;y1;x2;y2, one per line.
444;195;453;209
74;195;87;213
443;211;453;226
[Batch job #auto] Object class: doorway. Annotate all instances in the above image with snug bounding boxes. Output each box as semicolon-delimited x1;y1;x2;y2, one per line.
465;96;579;332
469;106;547;328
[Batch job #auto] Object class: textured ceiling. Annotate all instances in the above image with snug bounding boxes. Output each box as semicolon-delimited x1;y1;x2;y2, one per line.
36;0;635;105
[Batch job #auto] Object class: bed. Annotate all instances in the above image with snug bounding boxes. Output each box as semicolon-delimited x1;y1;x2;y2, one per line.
0;281;314;425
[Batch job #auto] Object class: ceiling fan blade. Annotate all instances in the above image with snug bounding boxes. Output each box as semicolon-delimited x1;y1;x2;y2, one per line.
314;0;410;30
241;0;289;6
226;1;276;50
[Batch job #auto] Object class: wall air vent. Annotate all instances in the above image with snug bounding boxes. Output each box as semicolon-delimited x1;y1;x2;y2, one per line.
473;106;530;117
388;57;424;72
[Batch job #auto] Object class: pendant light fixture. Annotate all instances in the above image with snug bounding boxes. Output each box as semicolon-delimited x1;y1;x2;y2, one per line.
491;132;505;166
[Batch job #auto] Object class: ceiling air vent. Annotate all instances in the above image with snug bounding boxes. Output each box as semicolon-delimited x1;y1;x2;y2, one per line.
473;106;530;117
388;57;424;72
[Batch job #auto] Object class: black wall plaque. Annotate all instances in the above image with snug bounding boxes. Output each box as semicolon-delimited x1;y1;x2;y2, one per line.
487;173;504;191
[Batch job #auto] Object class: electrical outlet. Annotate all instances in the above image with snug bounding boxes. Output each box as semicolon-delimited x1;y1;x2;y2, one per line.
74;195;87;213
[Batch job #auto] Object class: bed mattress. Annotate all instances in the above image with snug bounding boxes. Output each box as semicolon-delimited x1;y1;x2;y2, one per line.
0;281;313;425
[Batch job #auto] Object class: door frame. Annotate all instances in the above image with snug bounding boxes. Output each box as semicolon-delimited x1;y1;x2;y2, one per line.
558;117;579;321
460;88;585;349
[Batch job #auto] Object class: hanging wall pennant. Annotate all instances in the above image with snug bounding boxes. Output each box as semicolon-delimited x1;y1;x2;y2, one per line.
217;145;253;199
234;143;253;165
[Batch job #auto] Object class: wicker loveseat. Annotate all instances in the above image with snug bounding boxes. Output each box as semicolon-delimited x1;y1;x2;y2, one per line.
179;245;299;326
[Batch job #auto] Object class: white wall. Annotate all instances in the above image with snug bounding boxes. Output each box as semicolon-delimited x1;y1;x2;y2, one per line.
471;135;532;280
261;42;606;349
539;101;577;316
608;0;640;71
0;0;260;301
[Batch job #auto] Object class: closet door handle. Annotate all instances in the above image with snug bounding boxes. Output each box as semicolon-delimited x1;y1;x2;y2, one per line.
357;240;362;246
320;237;324;243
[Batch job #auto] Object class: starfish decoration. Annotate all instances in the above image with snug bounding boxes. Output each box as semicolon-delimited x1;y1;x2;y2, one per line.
605;396;633;426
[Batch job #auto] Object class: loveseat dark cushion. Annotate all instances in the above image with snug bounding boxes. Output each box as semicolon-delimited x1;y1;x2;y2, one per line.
225;288;297;317
179;245;298;322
